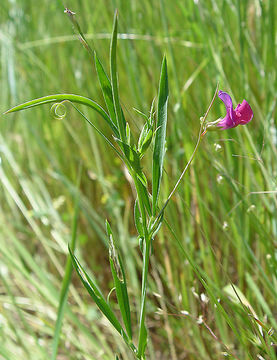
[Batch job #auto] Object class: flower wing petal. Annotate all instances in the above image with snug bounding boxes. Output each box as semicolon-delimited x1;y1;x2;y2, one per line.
217;114;236;129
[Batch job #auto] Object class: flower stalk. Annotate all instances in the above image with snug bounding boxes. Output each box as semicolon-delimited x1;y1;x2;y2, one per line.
152;83;219;231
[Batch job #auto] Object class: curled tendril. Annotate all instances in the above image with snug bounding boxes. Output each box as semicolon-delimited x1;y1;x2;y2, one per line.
50;101;69;120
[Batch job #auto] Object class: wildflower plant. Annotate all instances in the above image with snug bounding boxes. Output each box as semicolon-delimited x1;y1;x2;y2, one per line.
5;10;253;360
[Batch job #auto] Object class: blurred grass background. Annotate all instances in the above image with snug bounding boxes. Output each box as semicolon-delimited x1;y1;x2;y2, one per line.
0;0;276;359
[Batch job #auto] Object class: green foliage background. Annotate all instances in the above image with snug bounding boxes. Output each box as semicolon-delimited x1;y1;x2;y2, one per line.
0;0;276;359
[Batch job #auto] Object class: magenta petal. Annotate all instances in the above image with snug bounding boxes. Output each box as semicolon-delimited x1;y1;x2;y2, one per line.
218;90;236;128
217;90;253;130
218;90;233;109
234;100;253;125
217;114;235;129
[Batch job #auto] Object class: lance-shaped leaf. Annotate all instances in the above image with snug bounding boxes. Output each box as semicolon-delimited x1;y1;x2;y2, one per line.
68;247;125;336
137;123;153;157
137;100;155;157
94;53;117;127
5;94;119;137
106;221;132;340
110;11;126;142
152;56;169;215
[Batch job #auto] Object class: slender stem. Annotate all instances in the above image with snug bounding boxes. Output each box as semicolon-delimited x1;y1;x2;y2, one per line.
133;175;148;234
132;174;150;359
152;84;219;227
157;125;204;219
137;235;151;359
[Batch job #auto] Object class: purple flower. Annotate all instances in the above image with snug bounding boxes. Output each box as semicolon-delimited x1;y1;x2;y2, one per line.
217;90;253;130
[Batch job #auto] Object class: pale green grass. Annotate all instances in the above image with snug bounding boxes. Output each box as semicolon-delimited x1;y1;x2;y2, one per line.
0;0;276;359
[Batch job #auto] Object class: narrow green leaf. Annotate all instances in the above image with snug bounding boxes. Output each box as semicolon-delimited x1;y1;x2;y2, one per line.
5;94;119;135
224;283;264;337
152;56;169;215
110;11;126;142
246;273;277;328
94;53;117;129
106;221;132;339
69;247;125;336
138;124;153;157
51;167;81;360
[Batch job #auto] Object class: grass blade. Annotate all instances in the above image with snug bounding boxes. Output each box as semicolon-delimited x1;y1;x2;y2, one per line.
69;247;125;336
152;56;169;215
5;94;118;135
110;11;126;142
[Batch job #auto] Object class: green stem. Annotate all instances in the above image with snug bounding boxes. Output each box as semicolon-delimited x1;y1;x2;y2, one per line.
130;172;151;360
133;176;148;234
132;174;150;359
156;124;204;221
137;235;151;359
152;83;219;229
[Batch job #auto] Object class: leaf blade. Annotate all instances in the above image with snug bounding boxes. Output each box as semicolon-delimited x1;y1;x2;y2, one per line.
69;247;125;335
107;221;132;340
5;94;119;136
110;11;126;142
152;56;169;215
94;53;117;128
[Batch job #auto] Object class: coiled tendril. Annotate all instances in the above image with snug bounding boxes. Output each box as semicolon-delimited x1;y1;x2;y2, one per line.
50;101;69;120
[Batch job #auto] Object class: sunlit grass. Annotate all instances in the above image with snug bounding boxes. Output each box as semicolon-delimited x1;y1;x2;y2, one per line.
1;0;276;359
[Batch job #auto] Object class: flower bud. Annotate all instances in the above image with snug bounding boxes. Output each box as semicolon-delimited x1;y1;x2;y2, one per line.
138;123;153;156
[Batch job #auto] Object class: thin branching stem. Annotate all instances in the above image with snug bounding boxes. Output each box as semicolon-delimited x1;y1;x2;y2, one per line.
152;83;219;229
